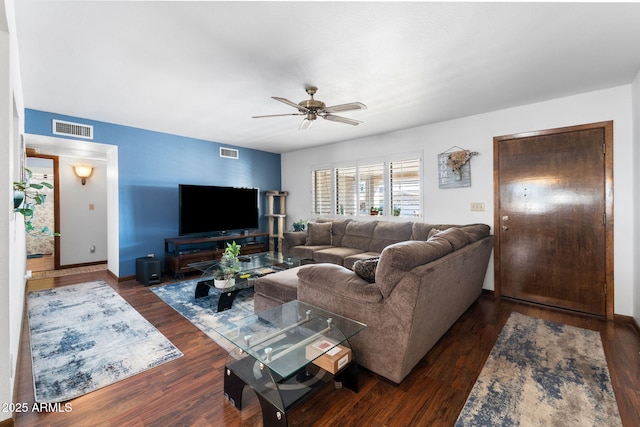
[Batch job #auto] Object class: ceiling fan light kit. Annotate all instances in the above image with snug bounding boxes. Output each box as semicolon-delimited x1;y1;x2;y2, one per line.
253;86;366;130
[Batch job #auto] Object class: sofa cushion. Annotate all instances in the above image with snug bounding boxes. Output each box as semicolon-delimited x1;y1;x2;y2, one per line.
317;218;352;247
254;266;307;304
353;258;379;283
313;246;365;265
460;224;491;242
430;227;469;250
306;222;332;246
342;221;378;251
376;239;453;298
369;221;413;253
289;244;333;260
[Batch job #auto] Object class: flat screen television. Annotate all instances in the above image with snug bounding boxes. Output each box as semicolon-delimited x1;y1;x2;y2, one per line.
179;184;259;236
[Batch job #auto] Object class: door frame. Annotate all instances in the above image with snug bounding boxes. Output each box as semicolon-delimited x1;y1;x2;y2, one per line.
493;121;614;319
26;153;61;269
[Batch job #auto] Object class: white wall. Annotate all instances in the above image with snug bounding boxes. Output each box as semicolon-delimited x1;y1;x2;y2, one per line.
632;70;640;325
1;0;26;421
59;157;108;265
282;85;635;316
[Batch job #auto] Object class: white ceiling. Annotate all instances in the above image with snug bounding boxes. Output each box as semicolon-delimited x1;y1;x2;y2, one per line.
14;1;640;154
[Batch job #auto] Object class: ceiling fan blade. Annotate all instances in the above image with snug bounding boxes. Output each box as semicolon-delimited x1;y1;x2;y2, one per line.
273;97;308;112
252;113;304;118
323;114;363;126
323;102;367;113
299;118;313;130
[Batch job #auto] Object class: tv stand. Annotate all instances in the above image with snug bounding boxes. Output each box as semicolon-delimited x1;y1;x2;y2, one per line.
164;232;268;278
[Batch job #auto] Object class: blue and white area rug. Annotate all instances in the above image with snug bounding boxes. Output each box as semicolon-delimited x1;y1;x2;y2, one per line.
27;280;183;403
150;280;255;352
456;312;622;426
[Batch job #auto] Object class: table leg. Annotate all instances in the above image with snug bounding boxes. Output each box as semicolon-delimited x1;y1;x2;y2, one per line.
217;288;242;312
223;366;246;410
194;280;212;298
256;394;288;427
335;360;359;393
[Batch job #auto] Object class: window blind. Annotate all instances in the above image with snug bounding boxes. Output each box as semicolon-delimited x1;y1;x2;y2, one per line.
336;166;357;215
358;163;385;215
390;158;421;217
311;169;332;215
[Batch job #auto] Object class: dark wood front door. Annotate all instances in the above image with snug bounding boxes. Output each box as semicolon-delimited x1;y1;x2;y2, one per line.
494;121;613;318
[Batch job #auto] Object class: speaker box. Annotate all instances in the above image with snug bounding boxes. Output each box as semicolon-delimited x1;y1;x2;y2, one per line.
136;257;162;286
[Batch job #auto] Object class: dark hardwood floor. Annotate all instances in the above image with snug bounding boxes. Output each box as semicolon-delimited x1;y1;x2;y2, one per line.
14;271;640;426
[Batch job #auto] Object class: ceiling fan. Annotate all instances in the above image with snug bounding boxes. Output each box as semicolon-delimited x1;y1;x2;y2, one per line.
252;86;367;130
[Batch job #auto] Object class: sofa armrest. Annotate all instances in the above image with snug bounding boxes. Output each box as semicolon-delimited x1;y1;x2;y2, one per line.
282;231;307;254
297;263;383;303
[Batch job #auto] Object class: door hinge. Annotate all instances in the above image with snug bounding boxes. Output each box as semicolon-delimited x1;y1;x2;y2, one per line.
603;212;606;225
603;282;607;295
603;142;606;154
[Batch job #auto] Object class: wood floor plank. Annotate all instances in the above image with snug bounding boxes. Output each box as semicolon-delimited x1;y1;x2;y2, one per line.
14;272;640;426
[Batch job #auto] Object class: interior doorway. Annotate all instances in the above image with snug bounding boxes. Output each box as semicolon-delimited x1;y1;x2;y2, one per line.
25;154;60;272
493;121;614;319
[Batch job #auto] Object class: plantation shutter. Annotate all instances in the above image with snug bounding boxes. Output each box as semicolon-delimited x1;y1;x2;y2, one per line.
358;163;385;215
311;169;332;215
390;158;421;217
336;166;357;215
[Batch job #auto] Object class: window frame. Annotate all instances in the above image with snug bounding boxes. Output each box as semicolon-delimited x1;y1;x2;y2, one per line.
310;152;423;220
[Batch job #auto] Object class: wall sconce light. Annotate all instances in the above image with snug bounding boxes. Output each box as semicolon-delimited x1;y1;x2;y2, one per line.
73;165;93;185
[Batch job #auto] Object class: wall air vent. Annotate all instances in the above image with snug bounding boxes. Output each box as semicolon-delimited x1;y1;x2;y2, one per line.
52;119;94;139
220;147;239;159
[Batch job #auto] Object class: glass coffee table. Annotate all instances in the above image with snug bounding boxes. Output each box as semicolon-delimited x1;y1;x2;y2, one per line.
189;252;301;312
215;300;367;427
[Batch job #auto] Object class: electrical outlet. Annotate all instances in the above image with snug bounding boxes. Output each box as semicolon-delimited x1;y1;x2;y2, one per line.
470;202;485;212
90;245;96;253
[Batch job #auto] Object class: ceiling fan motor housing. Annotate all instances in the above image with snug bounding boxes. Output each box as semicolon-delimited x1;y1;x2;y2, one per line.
298;99;325;113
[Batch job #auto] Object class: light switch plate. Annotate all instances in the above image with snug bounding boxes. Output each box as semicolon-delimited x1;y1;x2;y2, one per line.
470;202;485;212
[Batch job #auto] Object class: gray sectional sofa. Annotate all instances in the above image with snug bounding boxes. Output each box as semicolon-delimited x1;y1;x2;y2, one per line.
254;218;494;383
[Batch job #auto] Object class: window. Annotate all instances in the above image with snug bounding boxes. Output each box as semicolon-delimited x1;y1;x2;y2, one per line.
336;166;357;215
358;163;384;215
390;158;421;217
311;169;332;215
311;154;422;219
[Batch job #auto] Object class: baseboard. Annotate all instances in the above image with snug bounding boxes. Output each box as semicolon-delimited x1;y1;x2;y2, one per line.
0;417;14;427
615;313;640;337
59;260;107;269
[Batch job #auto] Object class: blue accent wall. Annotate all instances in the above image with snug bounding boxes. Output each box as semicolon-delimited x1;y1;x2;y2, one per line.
25;109;281;277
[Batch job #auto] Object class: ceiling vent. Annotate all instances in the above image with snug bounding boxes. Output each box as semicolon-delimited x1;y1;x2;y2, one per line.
52;119;93;139
220;147;239;159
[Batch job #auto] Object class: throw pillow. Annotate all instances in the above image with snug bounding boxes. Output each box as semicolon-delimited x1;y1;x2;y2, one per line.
306;222;332;246
353;258;379;283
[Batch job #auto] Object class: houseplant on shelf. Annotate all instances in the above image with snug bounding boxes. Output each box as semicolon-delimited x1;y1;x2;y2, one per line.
13;168;60;236
292;219;306;232
214;241;241;288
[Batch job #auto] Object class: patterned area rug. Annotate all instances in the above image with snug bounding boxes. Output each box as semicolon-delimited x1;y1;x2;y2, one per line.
27;280;183;403
150;279;255;352
456;312;622;426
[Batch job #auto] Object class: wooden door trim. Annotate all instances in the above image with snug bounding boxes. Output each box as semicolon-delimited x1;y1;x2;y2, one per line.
493;121;614;319
26;153;61;269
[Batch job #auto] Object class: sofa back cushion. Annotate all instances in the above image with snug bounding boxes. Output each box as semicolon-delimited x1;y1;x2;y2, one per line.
317;218;352;247
369;221;413;253
460;224;491;242
376;239;453;298
429;227;470;250
342;221;378;251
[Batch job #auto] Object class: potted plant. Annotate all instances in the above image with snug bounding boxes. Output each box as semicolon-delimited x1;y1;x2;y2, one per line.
214;241;240;288
13;168;60;236
292;219;306;232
